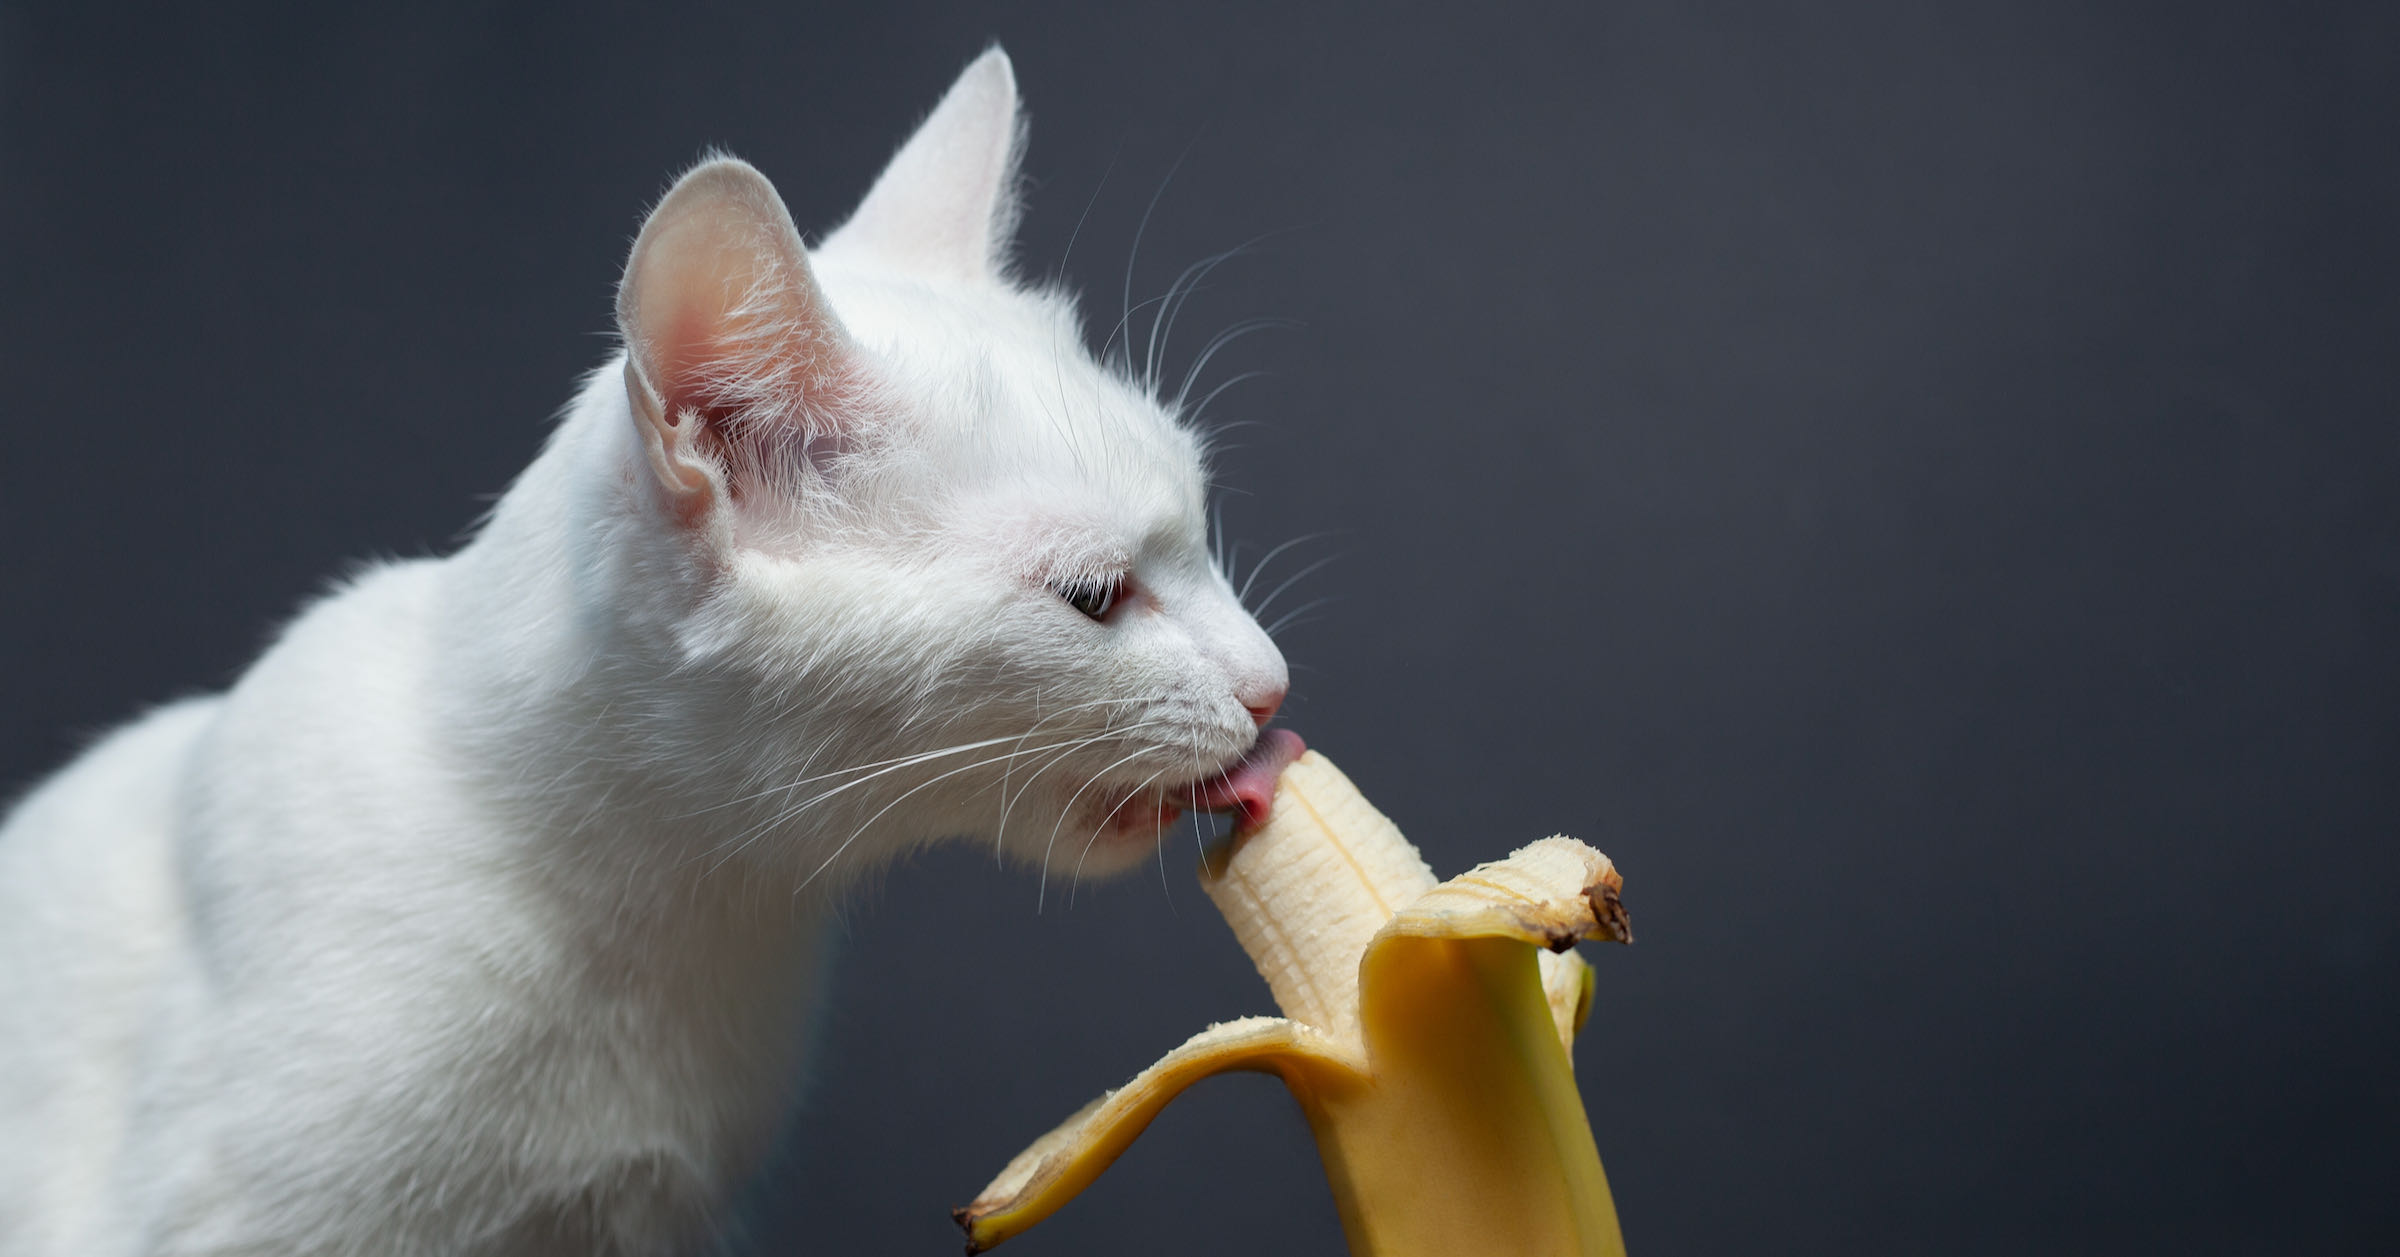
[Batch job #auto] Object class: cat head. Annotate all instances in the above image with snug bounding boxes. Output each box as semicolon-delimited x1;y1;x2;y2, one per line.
606;49;1291;883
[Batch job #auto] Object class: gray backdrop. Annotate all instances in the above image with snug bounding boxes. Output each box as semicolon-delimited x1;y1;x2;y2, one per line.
3;2;2394;1253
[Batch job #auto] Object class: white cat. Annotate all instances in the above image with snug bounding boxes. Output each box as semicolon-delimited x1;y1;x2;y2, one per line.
0;48;1297;1256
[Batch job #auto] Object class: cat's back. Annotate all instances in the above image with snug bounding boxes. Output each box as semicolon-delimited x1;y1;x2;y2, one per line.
0;554;455;1253
0;693;218;1249
0;693;218;1042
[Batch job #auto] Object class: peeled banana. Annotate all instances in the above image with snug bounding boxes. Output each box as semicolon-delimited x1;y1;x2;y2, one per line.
955;750;1632;1256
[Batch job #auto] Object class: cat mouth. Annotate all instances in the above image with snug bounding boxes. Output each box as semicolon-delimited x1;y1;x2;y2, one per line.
1102;728;1306;837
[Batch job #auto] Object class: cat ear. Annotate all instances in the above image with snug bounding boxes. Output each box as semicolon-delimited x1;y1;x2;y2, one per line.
616;156;857;524
821;46;1024;280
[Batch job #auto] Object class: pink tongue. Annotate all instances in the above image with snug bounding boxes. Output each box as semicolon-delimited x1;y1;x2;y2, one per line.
1177;728;1306;829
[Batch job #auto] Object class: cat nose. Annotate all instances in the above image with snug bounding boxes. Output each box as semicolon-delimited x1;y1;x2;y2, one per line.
1243;687;1286;728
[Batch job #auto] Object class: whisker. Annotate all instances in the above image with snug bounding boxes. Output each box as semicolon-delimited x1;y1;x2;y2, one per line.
1038;741;1172;912
1237;532;1335;605
1118;140;1195;381
705;714;1160;878
1186;370;1273;429
1181;724;1211;894
1175;317;1299;413
1265;596;1335;639
1072;762;1175;903
750;696;1144;815
1144;253;1213;393
993;737;1099;864
1209;498;1229;578
1052;148;1116;287
1149;227;1299;396
993;712;1163;863
1099;290;1180;377
1251;553;1342;620
677;731;1045;819
796;716;1182;895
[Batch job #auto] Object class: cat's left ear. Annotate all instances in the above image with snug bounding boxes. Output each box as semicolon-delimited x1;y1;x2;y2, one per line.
821;46;1024;280
617;157;859;530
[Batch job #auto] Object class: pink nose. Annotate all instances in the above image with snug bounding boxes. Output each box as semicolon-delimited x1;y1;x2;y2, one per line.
1244;687;1286;728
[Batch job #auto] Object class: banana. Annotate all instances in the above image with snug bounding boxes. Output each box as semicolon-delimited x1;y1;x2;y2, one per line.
954;750;1632;1256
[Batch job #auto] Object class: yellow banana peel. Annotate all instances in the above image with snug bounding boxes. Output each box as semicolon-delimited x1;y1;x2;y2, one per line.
955;750;1633;1255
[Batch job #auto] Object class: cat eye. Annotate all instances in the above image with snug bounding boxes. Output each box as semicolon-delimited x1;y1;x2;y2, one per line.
1055;574;1124;621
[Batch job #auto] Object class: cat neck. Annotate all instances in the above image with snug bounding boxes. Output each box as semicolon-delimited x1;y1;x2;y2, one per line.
428;363;889;916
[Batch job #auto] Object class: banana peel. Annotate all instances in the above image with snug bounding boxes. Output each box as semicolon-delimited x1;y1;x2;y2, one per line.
955;751;1632;1255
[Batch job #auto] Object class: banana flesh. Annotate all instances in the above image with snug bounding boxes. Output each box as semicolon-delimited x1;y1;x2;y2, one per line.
955;751;1632;1255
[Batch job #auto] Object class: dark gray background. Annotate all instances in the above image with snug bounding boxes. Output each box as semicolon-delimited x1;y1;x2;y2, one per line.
4;2;2394;1253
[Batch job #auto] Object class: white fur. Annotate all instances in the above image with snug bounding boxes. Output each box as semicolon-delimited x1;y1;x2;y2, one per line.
0;48;1286;1256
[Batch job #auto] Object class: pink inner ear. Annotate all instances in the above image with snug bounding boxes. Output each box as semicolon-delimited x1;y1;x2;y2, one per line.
646;307;752;494
620;159;862;500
